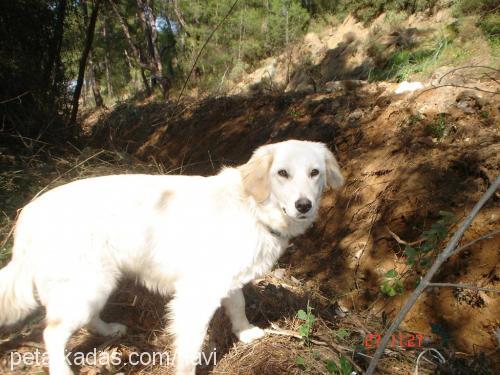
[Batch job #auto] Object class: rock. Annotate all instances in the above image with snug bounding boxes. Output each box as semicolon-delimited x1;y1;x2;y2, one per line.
395;81;424;94
455;90;485;114
347;109;363;122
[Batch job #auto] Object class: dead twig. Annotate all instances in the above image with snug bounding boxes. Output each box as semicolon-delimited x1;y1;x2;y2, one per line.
450;229;500;257
428;283;500;294
264;327;327;346
438;65;500;84
265;323;364;373
366;175;500;375
414;84;499;99
0;91;30;104
386;226;425;246
32;150;105;200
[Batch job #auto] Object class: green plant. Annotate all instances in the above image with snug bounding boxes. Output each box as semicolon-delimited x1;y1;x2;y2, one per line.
380;268;404;297
325;356;353;374
426;113;447;139
287;106;301;118
333;327;350;340
405;211;455;267
478;13;500;51
453;0;498;17
297;301;316;345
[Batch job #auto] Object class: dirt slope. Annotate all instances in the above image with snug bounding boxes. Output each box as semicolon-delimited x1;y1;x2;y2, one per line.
68;72;500;374
1;42;499;375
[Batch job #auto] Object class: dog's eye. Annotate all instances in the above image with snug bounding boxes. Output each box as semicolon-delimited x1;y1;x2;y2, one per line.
310;169;319;177
278;169;289;178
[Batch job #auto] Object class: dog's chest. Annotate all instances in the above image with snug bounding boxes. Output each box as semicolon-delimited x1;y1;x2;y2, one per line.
236;232;287;286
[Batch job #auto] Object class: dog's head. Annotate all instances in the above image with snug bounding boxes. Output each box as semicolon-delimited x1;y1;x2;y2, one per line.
239;140;344;222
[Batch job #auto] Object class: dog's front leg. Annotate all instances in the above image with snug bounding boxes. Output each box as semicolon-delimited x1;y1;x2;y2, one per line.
222;288;265;343
168;285;221;375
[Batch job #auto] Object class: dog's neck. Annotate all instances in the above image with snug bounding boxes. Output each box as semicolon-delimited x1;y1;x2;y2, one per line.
254;198;313;240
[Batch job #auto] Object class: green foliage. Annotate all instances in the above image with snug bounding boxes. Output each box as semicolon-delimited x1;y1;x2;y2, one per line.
0;0;69;144
380;269;404;297
369;34;449;82
177;0;310;93
332;0;439;24
425;113;447;139
333;328;350;340
297;301;316;345
453;0;498;16
405;211;455;267
324;356;353;375
296;355;306;367
478;13;500;51
294;303;354;373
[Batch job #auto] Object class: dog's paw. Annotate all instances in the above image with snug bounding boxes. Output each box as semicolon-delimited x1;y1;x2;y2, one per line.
103;322;128;337
236;325;265;343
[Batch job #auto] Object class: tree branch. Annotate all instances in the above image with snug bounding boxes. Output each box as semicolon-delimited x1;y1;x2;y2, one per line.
366;175;500;375
69;0;101;127
450;229;500;257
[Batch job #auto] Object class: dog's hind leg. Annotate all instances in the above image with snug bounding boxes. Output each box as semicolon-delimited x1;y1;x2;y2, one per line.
168;282;222;375
222;288;265;343
40;277;117;375
43;298;96;375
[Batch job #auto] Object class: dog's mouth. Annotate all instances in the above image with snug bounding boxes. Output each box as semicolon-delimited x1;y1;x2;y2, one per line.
282;207;309;221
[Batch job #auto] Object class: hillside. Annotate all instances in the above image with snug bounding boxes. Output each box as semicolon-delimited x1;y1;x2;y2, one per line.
1;5;499;375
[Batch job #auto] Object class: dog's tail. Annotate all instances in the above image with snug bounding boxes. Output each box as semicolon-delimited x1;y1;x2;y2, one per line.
0;257;38;326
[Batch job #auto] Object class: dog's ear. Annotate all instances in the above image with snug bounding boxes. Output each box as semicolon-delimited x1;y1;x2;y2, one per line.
323;146;344;189
239;148;274;203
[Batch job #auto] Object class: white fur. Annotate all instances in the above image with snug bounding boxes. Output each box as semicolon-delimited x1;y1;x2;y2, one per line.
0;140;343;375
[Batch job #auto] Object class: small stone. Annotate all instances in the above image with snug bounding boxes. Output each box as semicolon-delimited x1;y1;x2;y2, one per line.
347;109;363;122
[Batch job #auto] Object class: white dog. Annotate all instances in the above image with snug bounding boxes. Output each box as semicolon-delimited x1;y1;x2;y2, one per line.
0;140;343;375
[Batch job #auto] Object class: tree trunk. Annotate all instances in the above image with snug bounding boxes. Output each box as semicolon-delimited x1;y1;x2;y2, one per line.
88;52;105;108
140;68;151;94
45;0;67;107
285;6;289;45
109;0;144;66
172;0;190;36
238;10;243;61
102;18;113;97
137;0;169;98
69;0;101;127
110;0;155;95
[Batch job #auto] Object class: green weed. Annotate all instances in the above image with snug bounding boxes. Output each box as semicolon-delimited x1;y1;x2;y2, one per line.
405;211;455;267
426;113;447;139
297;301;316;345
295;304;354;373
325;356;353;374
333;327;350;340
380;269;404;297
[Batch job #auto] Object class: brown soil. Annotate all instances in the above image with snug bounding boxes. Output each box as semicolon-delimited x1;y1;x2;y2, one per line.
1;75;499;374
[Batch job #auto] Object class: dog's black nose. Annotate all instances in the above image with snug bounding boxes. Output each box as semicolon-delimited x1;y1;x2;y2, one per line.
295;198;312;214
